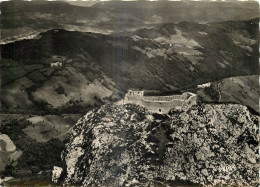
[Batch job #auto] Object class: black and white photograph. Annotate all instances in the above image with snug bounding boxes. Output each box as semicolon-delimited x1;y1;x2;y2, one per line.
0;0;259;186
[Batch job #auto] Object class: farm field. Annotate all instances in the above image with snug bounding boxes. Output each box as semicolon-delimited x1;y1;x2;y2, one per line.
23;114;81;142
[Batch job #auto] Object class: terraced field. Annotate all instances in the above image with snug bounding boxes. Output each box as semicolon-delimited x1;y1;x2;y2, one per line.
1;64;115;113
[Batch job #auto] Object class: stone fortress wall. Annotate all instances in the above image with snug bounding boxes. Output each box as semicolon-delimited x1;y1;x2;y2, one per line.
123;90;197;114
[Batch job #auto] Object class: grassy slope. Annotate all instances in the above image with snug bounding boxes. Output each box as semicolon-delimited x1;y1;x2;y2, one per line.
219;75;259;113
193;75;259;114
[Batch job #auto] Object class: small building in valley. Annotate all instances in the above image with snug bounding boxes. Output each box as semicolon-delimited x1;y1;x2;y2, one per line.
50;62;62;67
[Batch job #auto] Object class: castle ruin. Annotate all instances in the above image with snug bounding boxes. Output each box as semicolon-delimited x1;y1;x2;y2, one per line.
123;90;197;114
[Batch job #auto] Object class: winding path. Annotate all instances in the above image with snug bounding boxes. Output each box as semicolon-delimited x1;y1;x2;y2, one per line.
217;81;223;102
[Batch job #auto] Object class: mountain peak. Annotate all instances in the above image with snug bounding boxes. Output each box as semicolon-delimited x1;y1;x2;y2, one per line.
53;103;259;186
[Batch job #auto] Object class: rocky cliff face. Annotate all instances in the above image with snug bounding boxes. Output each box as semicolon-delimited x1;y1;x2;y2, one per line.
53;103;259;186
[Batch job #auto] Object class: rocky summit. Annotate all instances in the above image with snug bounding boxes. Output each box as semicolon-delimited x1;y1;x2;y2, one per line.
53;103;259;186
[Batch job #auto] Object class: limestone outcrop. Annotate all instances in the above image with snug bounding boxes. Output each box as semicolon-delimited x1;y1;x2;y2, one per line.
53;103;259;186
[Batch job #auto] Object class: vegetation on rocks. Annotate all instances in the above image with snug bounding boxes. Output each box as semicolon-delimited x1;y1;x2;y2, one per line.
54;103;259;186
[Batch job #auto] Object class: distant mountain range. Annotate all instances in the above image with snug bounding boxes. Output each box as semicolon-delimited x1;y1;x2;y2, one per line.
1;1;259;42
1;18;258;113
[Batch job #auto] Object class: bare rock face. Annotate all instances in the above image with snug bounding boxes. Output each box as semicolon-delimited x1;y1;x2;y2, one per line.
52;166;63;183
53;103;259;186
